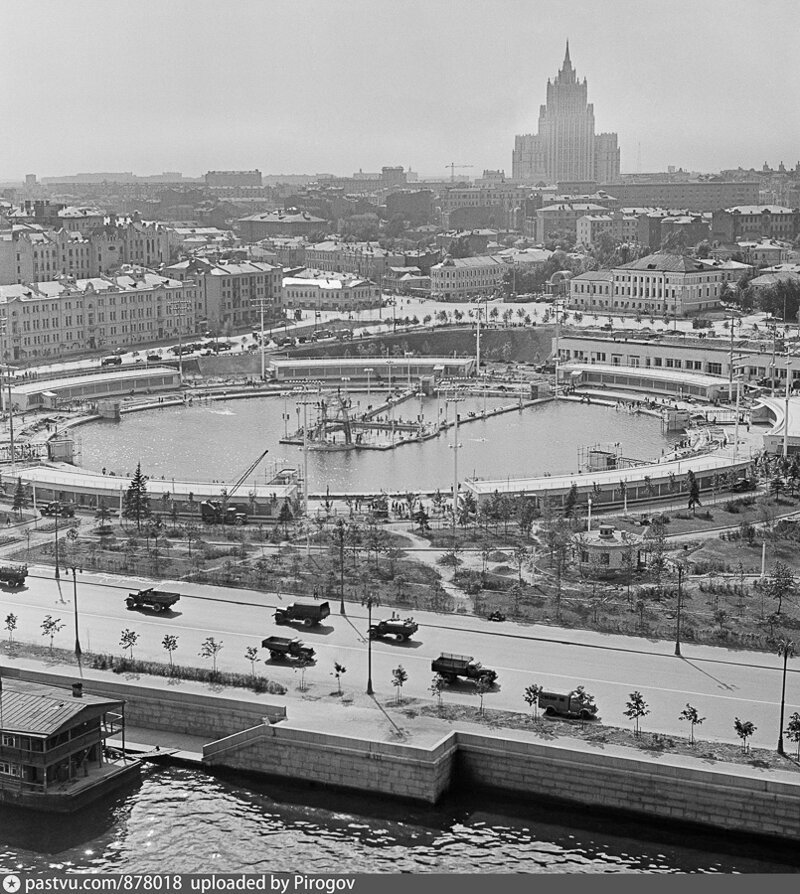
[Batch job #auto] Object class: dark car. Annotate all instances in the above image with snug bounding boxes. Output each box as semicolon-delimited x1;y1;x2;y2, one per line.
147;352;161;362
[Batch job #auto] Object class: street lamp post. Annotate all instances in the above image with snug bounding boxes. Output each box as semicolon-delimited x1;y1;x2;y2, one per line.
674;563;684;657
53;503;60;580
70;565;82;658
777;639;795;756
448;395;462;542
361;593;380;695
784;357;791;459
336;519;346;615
167;298;191;387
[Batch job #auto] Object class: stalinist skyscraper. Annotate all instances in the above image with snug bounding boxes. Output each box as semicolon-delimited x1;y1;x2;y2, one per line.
512;43;620;185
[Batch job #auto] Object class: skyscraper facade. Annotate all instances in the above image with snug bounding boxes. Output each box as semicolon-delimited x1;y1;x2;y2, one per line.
512;43;620;185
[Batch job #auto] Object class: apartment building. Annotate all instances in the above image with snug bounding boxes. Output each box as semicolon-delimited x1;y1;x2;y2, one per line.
598;181;760;212
429;255;507;300
163;257;281;331
576;212;638;248
0;217;170;285
237;211;327;240
712;206;800;243
0;270;198;360
303;241;404;281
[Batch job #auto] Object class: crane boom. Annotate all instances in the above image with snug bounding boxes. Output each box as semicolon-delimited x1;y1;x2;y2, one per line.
226;448;270;501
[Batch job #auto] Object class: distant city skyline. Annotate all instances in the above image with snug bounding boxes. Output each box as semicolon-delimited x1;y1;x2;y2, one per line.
2;0;799;182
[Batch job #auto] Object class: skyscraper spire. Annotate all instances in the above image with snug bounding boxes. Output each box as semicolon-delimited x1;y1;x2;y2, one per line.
564;40;571;68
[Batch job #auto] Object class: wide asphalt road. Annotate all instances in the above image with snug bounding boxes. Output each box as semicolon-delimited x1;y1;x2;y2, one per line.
2;565;797;751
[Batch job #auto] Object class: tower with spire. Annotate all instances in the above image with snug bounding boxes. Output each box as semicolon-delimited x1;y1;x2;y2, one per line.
512;43;619;185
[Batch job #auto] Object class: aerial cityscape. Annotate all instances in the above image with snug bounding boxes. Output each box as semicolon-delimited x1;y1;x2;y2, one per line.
2;0;800;880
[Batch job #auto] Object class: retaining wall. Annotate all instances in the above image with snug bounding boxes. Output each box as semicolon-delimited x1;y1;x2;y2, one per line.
203;724;457;805
454;732;800;842
6;664;800;841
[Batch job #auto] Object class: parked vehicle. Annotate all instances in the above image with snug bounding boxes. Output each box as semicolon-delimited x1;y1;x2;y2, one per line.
125;587;181;613
487;611;506;622
311;329;334;342
539;690;598;720
261;635;316;662
274;601;330;627
146;352;161;362
40;501;75;518
431;653;497;686
101;355;122;366
199;500;248;525
0;563;27;586
368;615;418;642
731;478;757;492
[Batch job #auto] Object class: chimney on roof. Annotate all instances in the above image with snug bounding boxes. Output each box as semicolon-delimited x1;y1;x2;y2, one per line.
72;682;83;698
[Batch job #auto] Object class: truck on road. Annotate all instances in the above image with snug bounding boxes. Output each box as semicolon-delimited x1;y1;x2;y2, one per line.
274;601;330;628
368;615;418;642
539;690;598;720
261;636;316;662
0;563;27;587
125;588;181;613
431;653;497;686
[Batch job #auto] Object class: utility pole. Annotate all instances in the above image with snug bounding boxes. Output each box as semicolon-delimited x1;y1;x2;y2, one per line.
7;375;15;475
448;393;462;541
784;357;791;459
167;298;192;386
674;563;683;657
295;389;314;558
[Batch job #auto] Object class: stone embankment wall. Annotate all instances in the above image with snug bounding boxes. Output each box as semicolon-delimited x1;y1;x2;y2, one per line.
202;724;800;840
204;725;456;804
454;732;800;843
7;665;800;841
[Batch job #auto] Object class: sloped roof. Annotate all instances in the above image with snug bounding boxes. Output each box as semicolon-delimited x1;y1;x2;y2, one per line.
620;252;712;273
0;678;123;737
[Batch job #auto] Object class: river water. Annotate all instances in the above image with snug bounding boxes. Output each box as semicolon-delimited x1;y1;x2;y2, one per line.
1;766;798;874
75;397;679;493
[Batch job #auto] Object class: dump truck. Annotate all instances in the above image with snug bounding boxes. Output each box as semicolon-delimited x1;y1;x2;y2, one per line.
368;615;418;642
199;500;248;526
261;635;316;662
431;653;497;686
125;587;181;613
274;601;330;628
538;690;598;720
0;563;27;587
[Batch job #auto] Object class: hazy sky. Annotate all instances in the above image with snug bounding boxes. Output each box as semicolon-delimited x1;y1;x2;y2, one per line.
2;0;799;181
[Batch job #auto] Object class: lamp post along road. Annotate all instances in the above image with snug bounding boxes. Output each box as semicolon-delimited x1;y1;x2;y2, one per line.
777;639;795;756
362;593;380;695
167;298;191;386
674;563;684;657
71;566;82;658
53;504;60;580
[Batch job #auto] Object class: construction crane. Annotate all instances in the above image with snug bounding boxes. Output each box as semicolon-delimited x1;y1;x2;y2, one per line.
200;448;270;525
446;163;473;183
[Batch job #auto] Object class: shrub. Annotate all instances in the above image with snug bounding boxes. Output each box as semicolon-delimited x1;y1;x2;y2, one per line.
91;653;287;694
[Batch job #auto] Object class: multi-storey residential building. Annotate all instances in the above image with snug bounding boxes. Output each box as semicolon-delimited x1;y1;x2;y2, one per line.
528;202;607;242
430;255;507;300
567;252;723;316
281;270;380;312
576;212;638;248
439;184;531;229
512;44;620;184
163;257;281;331
711;206;800;243
0;216;170;285
599;181;760;212
0;270;199;360
303;241;404;281
237;210;328;240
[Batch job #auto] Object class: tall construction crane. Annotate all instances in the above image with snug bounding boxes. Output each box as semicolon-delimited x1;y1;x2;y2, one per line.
446;163;473;183
200;448;270;525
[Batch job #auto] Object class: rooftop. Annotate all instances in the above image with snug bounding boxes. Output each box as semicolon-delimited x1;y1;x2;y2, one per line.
0;678;122;737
